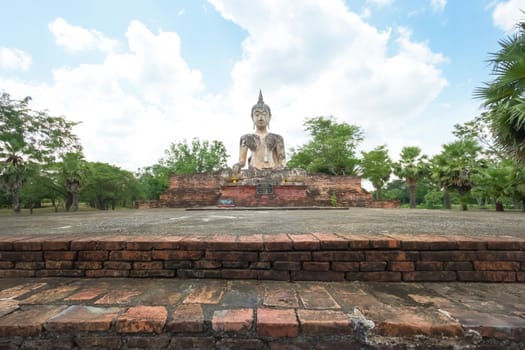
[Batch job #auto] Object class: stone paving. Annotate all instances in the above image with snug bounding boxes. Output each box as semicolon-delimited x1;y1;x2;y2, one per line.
1;277;525;349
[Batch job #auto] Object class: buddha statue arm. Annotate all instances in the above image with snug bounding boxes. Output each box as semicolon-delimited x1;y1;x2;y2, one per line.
232;136;249;174
274;134;286;168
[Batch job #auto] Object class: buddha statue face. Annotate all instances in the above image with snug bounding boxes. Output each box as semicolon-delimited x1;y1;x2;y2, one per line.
252;106;270;129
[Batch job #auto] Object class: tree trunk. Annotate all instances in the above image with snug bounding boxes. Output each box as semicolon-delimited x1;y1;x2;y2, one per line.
522;198;525;212
495;201;504;212
12;187;21;213
443;188;451;209
407;184;417;209
71;192;79;211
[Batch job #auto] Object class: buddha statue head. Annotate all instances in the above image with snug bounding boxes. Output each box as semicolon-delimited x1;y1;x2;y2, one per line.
251;90;271;130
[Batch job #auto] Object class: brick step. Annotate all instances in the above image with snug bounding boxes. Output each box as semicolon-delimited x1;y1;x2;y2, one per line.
0;233;524;282
1;278;525;349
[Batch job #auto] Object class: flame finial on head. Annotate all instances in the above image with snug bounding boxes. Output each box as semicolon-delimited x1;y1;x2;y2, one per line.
251;89;271;117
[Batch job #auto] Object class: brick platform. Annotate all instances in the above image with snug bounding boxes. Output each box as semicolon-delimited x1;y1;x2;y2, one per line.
1;233;525;282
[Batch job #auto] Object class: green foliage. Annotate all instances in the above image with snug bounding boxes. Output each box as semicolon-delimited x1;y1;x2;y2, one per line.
423;190;443;209
361;145;392;199
393;146;428;208
137;164;170;200
81;162;141;210
475;21;525;164
287;116;363;175
330;193;337;207
58;152;89;211
160;138;228;175
0;93;80;212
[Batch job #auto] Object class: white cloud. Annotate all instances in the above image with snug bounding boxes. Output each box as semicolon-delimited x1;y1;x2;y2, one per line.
49;17;120;53
493;0;525;32
0;47;32;71
431;0;447;12
366;0;395;6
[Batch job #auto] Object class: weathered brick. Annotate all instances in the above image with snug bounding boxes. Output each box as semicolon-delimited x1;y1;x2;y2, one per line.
125;336;171;349
75;261;103;269
42;240;71;251
0;261;13;269
45;261;74;269
0;251;43;262
477;251;525;261
222;260;249;269
212;308;254;332
85;270;129;277
420;251;477;261
96;236;127;250
169;337;215;349
0;305;66;337
390;261;415;272
297;309;352;336
205;251;258;261
45;305;121;332
168;304;205;333
346;271;402;282
331;262;359;272
360;261;387;271
473;261;520;271
152;250;203;260
403;271;457;282
104;261;132;270
273;261;301;271
487;240;522;250
177;269;221;279
133;261;163;270
36;270;84;277
129;270;175;277
292;271;344;281
458;271;516;282
217;339;265;350
126;235;183;250
65;288;107;301
44;251;76;261
313;251;364;261
249;261;271;269
0;270;36;277
115;306;167;334
444;261;473;271
13;239;42;251
205;235;238;250
75;336;121;349
78;250;108;261
237;234;264;250
258;270;290;281
183;284;225;304
261;251;311;262
257;308;298;337
15;261;45;270
19;337;74;350
298;285;340;309
263;234;292;251
369;238;400;249
312;233;349;250
164;260;193;269
415;261;443;271
194;260;222;269
221;269;258;279
109;250;151;261
366;251;419;262
288;234;320;250
303;261;330;271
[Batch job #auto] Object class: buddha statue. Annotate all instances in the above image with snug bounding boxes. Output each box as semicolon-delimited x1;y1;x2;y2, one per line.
232;91;286;174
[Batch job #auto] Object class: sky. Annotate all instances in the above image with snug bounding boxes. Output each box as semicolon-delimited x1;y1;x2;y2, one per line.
1;0;525;173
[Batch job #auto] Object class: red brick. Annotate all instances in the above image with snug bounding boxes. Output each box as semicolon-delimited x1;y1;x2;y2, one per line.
478;251;525;260
360;261;387;271
168;304;205;333
194;260;222;269
13;238;42;251
179;236;208;250
263;234;292;251
177;269;221;278
45;305;121;332
42;239;71;251
366;251;419;262
96;236;127;250
0;305;66;336
104;261;132;270
221;269;258;279
15;261;45;269
126;235;183;250
205;251;258;261
420;251;477;261
126;336;171;349
455;238;487;250
170;337;215;349
403;271;457;282
212;308;253;332
390;261;415;272
312;251;364;261
336;234;369;249
71;237;103;250
264;288;299;308
0;251;43;261
36;270;84;277
416;261;443;271
444;261;473;271
85;270;129;277
257;308;298;337
65;288;107;301
183;284;225;304
288;234;320;250
109;250;151;261
261;251;311;262
298;285;340;309
130;270;175;277
44;251;76;260
0;261;13;268
237;234;264;250
292;271;345;281
346;271;402;282
312;233;349;249
0;269;36;277
218;339;264;350
115;306;167;334
457;271;516;282
258;270;290;281
331;262;359;272
78;250;108;261
45;261;74;269
95;290;141;304
303;261;330;271
133;261;164;270
152;250;203;260
250;261;271;269
76;336;121;349
487;240;522;250
273;261;301;271
370;238;400;249
297;309;352;336
473;261;520;271
222;260;249;268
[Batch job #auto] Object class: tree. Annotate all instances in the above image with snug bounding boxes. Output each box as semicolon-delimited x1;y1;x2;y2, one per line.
81;162;141;210
360;145;392;199
137;164;170;200
475;21;525;164
59;152;89;211
431;139;483;210
160;138;228;175
393;146;428;209
0;93;80;212
287;116;363;175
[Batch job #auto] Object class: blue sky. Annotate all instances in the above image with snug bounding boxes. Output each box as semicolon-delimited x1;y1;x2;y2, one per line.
1;0;525;172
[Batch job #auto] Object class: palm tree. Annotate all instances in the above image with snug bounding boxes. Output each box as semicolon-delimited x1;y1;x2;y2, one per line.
361;145;392;200
394;147;428;209
475;21;525;164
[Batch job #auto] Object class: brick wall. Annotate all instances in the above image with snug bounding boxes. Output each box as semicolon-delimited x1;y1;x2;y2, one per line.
1;234;523;282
